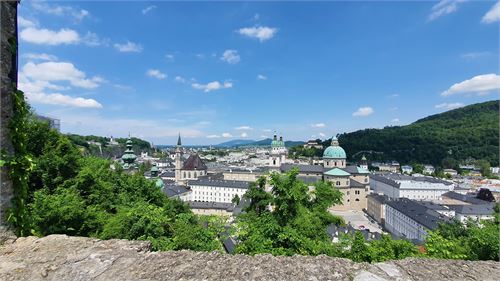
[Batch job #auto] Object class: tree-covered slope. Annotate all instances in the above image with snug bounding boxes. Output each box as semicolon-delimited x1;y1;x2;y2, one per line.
338;100;499;166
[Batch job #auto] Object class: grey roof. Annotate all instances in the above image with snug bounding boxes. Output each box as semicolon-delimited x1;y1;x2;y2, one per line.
386;198;451;230
159;170;175;177
371;173;453;187
224;167;269;174
162;184;190;197
367;193;389;204
297;176;321;184
416;201;450;211
442;191;490;205
448;204;495;215
280;163;324;173
188;179;251;189
187;201;235;211
182;154;207;170
327;224;381;241
222;237;237;254
349;179;366;188
342;165;364;175
371;174;401;188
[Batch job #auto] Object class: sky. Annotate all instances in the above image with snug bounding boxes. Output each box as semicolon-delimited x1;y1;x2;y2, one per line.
17;0;500;145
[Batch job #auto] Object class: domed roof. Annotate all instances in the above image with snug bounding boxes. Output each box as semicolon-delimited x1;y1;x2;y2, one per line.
271;135;285;148
155;178;165;188
323;136;346;159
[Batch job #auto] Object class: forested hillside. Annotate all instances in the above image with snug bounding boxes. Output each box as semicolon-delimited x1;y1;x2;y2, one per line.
66;134;153;158
338;100;499;166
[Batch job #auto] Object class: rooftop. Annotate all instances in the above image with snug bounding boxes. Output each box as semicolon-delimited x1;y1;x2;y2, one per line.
187;201;235;211
386;198;451;230
280;163;324;173
188;179;251;189
182;154;207;171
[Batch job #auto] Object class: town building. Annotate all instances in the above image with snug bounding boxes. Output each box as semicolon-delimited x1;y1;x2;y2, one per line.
269;134;288;168
385;198;451;243
444;169;458;176
423;165;435;175
121;136;137;170
322;136;370;211
366;193;389;225
35;114;60;131
188;178;250;204
359;155;368;171
187;201;235;216
303;139;323;149
370;174;454;200
401;165;413;174
174;134;208;184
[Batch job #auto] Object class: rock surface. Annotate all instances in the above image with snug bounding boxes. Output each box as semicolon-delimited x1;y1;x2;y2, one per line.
0;234;499;281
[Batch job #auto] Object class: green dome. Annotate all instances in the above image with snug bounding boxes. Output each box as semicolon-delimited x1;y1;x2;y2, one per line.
155;178;164;188
323;136;346;159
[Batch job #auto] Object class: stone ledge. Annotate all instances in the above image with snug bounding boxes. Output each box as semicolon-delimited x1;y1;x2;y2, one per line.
0;233;498;281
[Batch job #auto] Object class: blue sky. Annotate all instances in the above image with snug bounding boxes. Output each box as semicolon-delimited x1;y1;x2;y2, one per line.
18;0;500;145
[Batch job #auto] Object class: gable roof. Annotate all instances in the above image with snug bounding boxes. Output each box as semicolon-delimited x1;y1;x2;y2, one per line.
182;154;207;170
386;198;451;230
324;168;351;177
280;163;324;173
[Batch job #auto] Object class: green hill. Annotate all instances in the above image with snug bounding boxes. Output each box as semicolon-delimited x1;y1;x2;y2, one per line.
336;100;499;167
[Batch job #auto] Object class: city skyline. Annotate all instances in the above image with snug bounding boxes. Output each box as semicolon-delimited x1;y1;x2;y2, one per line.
18;0;500;145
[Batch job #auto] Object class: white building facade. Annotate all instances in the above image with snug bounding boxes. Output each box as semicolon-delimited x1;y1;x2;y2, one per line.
188;179;250;203
370;174;454;200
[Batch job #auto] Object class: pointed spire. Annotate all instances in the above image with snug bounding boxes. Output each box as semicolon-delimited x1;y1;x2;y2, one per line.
177;133;182;146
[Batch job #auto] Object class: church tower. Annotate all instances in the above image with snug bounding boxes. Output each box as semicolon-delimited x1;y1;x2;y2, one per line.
174;133;183;182
269;134;287;168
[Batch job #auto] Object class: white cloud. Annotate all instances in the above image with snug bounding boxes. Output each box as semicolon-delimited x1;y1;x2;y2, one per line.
241;132;248;138
22;61;103;89
206;135;220;139
142;5;156;15
165;54;175;61
441;74;500;96
352;107;374;117
222;133;233;138
31;2;90;22
428;0;465;21
83;32;108;47
23;53;58;61
174;76;187;83
20;27;79;45
435;102;465;110
18;16;37;28
114;41;143;53
25;92;102;108
237;26;278;42
262;129;272;132
311;123;326;128
192;81;233;93
220;50;240;64
461;52;490;60
146;69;167;80
482;1;500;23
318;132;326;137
388;94;399;98
257;74;267;80
260;135;268;138
235;126;253;130
391;118;400;123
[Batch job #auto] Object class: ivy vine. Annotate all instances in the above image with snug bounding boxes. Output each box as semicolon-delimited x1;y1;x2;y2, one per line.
1;86;34;236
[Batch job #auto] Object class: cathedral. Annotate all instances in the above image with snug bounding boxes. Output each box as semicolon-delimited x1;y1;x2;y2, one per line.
268;135;370;211
174;134;207;185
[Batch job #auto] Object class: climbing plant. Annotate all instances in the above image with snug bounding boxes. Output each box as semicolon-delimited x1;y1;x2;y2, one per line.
1;87;34;235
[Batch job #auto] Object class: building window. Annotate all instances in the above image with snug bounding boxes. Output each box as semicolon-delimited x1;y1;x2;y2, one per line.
336;181;340;186
355;198;360;201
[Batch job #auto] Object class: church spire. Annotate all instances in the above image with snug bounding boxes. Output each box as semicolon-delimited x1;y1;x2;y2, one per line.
177;133;182;146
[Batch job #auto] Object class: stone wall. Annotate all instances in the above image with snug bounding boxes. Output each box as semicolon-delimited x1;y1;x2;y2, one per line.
0;0;17;228
0;233;498;281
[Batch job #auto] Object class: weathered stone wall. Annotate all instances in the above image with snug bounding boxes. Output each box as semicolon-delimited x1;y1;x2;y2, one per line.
0;233;498;281
0;0;17;228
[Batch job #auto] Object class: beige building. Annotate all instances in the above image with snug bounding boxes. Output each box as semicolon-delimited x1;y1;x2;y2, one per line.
366;193;389;225
174;134;207;185
322;137;371;212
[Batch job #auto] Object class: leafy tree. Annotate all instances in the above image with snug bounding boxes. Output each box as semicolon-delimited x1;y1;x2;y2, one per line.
235;170;344;256
477;188;495;202
232;194;241;205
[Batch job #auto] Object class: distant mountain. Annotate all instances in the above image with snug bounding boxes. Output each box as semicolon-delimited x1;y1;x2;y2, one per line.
216;138;305;148
215;139;257;147
332;100;499;167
